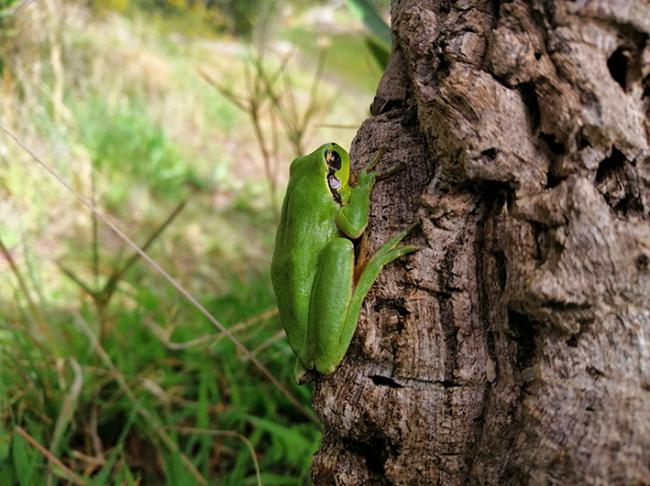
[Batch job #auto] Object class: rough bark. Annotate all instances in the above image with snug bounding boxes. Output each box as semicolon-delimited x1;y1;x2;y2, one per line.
312;1;650;484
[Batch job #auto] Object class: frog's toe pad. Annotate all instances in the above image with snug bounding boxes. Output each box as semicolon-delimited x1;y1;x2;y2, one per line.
293;359;313;384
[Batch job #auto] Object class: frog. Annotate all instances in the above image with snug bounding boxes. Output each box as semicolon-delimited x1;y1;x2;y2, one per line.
271;142;416;379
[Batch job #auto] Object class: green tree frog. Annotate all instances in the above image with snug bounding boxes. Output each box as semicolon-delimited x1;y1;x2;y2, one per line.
271;142;415;378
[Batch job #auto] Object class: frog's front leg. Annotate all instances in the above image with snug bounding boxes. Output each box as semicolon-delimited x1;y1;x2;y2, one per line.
304;238;355;374
336;166;376;238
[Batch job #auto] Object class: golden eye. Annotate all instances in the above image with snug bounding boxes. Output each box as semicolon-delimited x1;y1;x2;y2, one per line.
325;150;342;170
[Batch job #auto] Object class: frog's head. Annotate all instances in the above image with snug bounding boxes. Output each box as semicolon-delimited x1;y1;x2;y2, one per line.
321;142;350;201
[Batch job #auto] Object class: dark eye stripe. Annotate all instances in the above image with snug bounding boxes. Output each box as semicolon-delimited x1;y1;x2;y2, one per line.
328;174;341;191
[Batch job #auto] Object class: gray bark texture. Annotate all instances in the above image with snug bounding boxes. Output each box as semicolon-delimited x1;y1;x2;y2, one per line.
311;1;650;484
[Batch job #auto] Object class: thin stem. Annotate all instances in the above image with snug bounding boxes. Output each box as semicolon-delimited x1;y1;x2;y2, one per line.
101;199;187;301
56;262;97;297
15;426;87;486
91;159;99;289
166;426;262;486
0;237;49;338
74;314;208;485
1;124;316;425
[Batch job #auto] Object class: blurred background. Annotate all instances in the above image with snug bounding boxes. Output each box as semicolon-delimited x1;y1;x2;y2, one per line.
0;0;389;483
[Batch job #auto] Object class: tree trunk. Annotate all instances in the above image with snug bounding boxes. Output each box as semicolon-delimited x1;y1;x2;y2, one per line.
311;1;650;484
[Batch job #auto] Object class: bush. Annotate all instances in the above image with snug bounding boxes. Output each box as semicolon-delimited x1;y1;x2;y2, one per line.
94;0;278;38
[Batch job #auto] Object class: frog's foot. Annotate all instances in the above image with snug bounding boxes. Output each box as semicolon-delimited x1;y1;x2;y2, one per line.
365;147;387;172
293;359;310;384
376;162;406;181
364;149;405;181
370;225;419;264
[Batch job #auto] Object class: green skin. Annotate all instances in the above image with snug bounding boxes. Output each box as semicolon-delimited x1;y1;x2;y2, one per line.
271;143;415;377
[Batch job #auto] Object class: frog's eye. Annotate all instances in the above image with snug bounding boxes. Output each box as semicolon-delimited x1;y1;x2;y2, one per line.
325;150;342;170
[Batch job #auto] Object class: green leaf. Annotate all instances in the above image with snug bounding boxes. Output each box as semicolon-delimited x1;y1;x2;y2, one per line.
365;37;390;70
12;433;37;486
0;424;10;462
90;448;119;486
245;415;314;465
0;465;15;485
91;409;136;486
117;461;138;486
345;0;391;48
163;451;195;486
248;472;301;486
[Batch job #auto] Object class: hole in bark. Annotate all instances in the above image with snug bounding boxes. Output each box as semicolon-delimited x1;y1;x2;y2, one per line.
438;380;461;388
373;299;409;316
540;132;566;155
576;130;591;150
595;148;645;216
534;51;542;60
530;222;550;264
614;194;644;216
400;101;418;127
607;46;628;90
492;0;502;22
370;375;404;388
566;335;578;347
494;251;507;291
481;147;498;160
479;181;512;213
596;147;625;183
345;438;390;475
518;82;540;132
635;253;649;271
545;172;565;189
507;309;538;370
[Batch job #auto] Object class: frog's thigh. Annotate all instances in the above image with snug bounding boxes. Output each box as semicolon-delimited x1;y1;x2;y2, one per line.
306;237;354;372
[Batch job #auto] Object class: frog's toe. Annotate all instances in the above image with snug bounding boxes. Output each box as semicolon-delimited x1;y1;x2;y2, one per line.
293;359;310;384
314;359;337;375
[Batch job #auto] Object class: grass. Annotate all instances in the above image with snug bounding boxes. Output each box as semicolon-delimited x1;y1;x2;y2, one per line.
0;1;383;483
1;255;319;484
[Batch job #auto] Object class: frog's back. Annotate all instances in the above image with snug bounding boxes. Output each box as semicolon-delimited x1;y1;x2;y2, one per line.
271;154;339;357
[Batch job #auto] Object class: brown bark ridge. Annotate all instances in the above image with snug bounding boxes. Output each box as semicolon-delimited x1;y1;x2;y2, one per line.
312;1;650;484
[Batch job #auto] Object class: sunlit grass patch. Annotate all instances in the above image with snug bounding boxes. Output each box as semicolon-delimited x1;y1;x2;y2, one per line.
75;97;198;200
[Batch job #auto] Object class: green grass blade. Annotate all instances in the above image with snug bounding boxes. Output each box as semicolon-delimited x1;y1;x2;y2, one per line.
345;0;391;48
12;432;38;486
91;409;137;486
365;37;390;69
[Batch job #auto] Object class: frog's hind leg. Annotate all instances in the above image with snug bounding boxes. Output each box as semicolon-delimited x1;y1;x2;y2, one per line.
306;238;354;374
326;230;417;371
